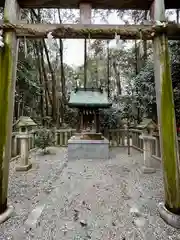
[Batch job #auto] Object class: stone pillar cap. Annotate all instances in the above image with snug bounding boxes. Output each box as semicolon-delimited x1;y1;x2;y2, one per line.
17;133;29;139
139;134;156;140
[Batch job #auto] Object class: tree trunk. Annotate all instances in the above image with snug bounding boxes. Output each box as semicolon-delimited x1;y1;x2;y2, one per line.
112;61;121;95
39;40;53;111
135;40;141;123
143;10;148;64
95;58;99;87
57;9;66;125
45;91;49;116
33;40;45;125
177;9;179;24
21;98;24;116
107;41;110;98
30;10;52;120
42;39;57;124
84;38;87;88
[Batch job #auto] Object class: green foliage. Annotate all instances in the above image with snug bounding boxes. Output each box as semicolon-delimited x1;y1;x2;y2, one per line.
170;41;180;125
99;108;123;130
34;128;54;152
133;60;157;120
16;40;41;118
63;107;78;128
133;41;180;122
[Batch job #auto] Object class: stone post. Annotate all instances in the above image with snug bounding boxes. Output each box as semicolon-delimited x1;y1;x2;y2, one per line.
140;134;156;173
64;131;68;146
31;130;35;148
59;131;62;146
155;135;161;158
12;134;17;157
55;131;58;145
15;134;32;171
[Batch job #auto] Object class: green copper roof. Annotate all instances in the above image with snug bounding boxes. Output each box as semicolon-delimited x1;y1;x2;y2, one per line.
68;88;111;108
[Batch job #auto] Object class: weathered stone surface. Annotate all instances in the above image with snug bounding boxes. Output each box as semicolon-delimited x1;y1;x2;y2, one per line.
158;202;180;229
140;134;157;172
15;162;32;172
68;137;109;160
141;166;156;174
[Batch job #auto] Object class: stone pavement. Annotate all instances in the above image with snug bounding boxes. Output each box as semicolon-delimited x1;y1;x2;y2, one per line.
0;147;180;240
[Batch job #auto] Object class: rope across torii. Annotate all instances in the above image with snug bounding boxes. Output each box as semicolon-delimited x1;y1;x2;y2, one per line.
0;20;180;39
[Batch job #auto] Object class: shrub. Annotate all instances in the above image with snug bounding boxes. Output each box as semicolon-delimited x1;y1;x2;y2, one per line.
99;108;123;131
34;128;54;153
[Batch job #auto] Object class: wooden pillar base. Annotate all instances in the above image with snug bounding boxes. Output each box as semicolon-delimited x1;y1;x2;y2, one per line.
0;205;13;224
158;202;180;229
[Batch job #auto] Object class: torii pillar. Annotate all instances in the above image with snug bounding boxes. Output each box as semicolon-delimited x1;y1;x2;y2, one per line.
150;0;180;228
0;0;20;222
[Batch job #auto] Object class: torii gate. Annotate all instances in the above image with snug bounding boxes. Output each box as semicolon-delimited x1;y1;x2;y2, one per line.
0;0;180;228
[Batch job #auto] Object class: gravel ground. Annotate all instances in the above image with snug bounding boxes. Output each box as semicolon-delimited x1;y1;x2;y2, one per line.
0;147;67;240
0;147;180;240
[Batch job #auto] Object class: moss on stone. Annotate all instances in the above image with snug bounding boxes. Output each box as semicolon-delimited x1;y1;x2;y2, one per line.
160;35;180;212
0;32;12;214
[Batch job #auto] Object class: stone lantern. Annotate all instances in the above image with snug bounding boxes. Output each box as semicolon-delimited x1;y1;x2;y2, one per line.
15;116;37;133
137;118;157;173
15;117;37;171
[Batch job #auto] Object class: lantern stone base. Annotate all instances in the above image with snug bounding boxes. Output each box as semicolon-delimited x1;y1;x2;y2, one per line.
0;205;14;224
68;136;109;160
158;202;180;229
15;162;32;171
141;166;156;174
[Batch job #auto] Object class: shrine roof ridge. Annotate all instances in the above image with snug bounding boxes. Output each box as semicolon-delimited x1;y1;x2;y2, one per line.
68;87;111;108
74;87;103;93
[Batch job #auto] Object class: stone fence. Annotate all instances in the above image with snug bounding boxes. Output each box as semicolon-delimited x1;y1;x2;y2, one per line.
130;129;180;166
55;129;76;146
55;128;165;163
131;129;161;159
10;128;129;160
55;128;128;147
10;128;173;164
